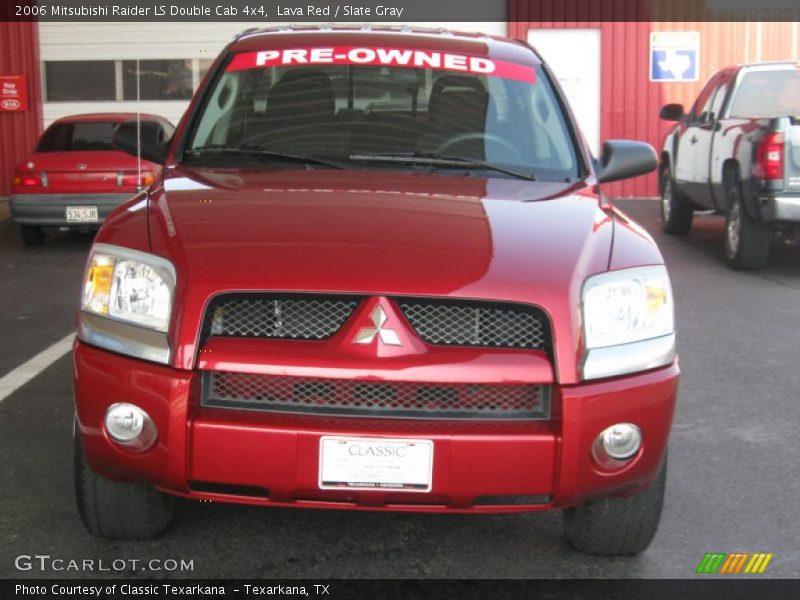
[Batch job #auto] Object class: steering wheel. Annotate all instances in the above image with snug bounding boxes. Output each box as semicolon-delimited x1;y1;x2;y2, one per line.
435;132;524;162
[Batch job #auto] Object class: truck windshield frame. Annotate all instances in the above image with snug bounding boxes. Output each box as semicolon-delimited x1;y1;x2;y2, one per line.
177;46;584;182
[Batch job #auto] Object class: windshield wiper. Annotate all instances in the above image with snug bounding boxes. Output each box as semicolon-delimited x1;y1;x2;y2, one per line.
186;144;345;169
348;151;536;181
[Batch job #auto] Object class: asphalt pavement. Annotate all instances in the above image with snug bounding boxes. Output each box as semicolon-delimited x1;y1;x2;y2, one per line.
0;200;798;579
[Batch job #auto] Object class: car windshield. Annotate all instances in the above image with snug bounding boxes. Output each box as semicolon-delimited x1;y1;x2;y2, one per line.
729;69;800;119
36;121;119;152
184;45;580;181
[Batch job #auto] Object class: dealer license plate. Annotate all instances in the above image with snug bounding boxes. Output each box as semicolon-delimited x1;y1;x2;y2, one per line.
66;206;98;223
319;437;433;492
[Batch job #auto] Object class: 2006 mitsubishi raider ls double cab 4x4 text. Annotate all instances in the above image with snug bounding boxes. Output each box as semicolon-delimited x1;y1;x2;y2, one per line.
73;26;679;556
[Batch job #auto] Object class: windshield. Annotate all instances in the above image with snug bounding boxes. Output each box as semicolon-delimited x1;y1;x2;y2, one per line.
729;69;800;119
184;45;580;181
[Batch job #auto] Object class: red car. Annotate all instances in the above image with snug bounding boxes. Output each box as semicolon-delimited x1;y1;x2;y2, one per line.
9;113;173;246
73;26;678;555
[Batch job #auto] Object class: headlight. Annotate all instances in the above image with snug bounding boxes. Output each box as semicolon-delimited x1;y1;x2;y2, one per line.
581;266;675;380
583;265;674;348
82;244;176;332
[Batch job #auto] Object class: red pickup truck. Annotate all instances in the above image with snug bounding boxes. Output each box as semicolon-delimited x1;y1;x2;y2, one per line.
73;26;678;555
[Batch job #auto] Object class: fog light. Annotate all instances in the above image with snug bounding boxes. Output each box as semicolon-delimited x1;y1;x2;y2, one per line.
598;423;642;460
104;403;157;451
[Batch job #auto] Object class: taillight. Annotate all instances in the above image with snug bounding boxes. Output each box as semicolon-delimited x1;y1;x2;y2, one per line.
12;169;44;188
755;132;784;181
117;171;155;188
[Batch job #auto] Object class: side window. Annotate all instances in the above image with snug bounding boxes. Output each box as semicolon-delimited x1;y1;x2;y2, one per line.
689;75;719;122
161;120;176;140
707;81;729;122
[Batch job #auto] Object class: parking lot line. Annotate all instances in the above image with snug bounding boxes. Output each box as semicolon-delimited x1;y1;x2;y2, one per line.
0;333;74;403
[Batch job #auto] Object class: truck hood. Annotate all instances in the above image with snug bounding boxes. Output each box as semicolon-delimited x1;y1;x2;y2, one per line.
147;167;614;306
135;166;622;379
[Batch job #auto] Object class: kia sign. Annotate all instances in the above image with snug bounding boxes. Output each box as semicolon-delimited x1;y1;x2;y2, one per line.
0;75;28;112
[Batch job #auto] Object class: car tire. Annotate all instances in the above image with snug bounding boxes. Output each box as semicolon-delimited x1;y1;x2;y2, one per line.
660;169;693;234
562;458;667;556
74;428;173;540
20;225;45;246
724;183;770;270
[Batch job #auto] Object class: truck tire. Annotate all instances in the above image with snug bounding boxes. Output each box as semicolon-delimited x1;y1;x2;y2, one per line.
563;459;667;556
20;225;45;246
74;430;173;540
724;183;770;270
660;169;693;234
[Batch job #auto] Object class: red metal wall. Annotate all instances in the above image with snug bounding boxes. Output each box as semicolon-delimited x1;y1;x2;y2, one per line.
0;22;43;196
509;3;800;197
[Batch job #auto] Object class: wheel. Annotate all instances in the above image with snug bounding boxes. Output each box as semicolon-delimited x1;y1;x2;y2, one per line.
724;183;770;270
20;225;45;246
563;458;667;556
74;428;173;540
660;169;693;234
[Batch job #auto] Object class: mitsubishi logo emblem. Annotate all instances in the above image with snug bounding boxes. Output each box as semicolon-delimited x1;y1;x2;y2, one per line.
353;305;402;346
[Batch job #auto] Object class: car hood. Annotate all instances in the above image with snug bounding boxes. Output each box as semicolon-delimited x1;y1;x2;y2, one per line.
147;167;614;304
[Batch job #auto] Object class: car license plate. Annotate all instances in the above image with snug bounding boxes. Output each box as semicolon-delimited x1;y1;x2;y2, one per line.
319;437;433;492
66;206;98;223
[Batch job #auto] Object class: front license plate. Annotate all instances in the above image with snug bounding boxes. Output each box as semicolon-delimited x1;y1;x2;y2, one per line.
66;206;98;223
319;437;433;492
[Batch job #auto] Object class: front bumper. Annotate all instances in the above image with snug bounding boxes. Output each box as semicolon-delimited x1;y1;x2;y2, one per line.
10;193;134;227
74;341;678;513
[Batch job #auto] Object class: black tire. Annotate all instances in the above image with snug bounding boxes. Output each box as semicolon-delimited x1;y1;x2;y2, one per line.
563;459;667;556
20;225;45;246
660;168;693;234
74;430;173;540
724;183;770;270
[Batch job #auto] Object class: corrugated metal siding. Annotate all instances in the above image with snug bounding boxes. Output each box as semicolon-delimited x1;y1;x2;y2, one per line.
510;4;800;197
0;22;43;196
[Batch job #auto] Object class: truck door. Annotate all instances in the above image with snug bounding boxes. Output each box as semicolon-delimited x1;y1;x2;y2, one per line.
695;75;733;208
674;74;719;206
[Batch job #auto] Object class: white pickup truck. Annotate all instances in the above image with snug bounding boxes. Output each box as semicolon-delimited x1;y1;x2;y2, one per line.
659;62;800;269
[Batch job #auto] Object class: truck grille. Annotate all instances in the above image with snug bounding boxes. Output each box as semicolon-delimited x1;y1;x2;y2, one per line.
203;372;550;420
399;299;548;350
201;294;360;341
200;294;550;352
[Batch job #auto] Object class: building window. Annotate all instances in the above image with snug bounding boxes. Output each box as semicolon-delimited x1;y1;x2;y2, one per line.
122;59;194;101
44;61;116;101
43;59;211;102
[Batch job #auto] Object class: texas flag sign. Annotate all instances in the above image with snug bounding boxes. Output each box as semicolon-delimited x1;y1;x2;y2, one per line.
650;32;699;82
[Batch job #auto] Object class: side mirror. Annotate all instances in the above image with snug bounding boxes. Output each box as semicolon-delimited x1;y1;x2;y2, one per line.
597;140;658;184
113;120;169;164
659;103;684;121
